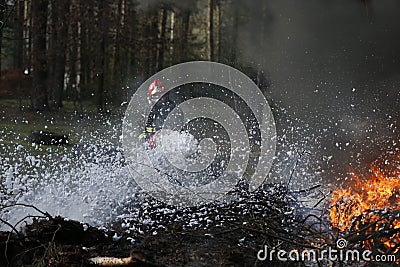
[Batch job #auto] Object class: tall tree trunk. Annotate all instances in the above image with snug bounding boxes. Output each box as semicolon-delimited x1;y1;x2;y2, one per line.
31;0;48;111
230;3;238;65
157;8;167;71
66;1;79;111
172;8;190;65
14;0;24;69
181;10;190;60
47;2;54;100
0;0;5;72
169;10;175;65
96;0;108;113
75;6;82;111
207;0;214;61
79;0;93;91
171;9;182;64
97;37;105;113
49;0;69;108
126;1;136;83
125;0;137;101
112;0;125;105
216;0;221;62
24;0;32;72
150;11;158;75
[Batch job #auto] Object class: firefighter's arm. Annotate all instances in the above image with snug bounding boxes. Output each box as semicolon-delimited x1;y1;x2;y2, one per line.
138;127;156;141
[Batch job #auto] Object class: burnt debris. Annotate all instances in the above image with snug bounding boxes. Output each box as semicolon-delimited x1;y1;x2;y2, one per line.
30;130;69;146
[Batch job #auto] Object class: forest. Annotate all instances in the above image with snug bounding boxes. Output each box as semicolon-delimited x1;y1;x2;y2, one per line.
0;0;271;112
1;1;400;266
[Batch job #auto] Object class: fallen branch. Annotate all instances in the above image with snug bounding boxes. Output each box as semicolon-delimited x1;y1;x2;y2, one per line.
88;256;134;266
0;203;53;219
89;251;157;266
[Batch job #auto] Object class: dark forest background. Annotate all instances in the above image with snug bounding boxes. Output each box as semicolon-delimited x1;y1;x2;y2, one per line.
0;0;398;130
0;0;399;202
0;0;272;112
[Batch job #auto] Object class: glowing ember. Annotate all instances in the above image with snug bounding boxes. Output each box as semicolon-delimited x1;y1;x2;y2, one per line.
330;154;400;252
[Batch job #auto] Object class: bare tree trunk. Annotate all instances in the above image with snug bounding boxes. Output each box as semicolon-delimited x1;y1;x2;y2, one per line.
75;7;82;111
47;2;54;104
171;9;182;64
141;2;157;77
181;10;190;60
96;0;108;113
150;11;158;75
79;0;93;94
125;0;137;101
31;0;48;111
15;0;24;69
157;8;167;71
24;0;32;73
207;0;214;61
49;0;69;108
0;0;5;72
97;38;105;113
111;0;123;105
126;1;135;79
66;1;76;103
230;3;238;65
169;10;174;64
66;0;82;112
216;0;221;62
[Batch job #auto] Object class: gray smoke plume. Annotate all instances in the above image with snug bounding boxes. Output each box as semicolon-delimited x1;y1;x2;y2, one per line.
237;0;400;180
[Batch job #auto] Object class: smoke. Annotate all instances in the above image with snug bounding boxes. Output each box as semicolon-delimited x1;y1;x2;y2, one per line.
235;0;400;179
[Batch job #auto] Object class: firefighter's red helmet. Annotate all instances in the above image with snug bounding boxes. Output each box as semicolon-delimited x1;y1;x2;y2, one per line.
148;80;167;103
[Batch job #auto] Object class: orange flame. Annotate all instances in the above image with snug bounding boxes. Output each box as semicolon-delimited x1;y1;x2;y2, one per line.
330;154;400;252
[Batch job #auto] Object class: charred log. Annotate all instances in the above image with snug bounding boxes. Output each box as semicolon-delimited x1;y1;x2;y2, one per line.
30;130;69;146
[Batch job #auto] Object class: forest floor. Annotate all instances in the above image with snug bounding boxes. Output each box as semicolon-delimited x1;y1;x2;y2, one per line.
1;191;313;267
0;99;336;267
0;99;304;266
0;208;291;267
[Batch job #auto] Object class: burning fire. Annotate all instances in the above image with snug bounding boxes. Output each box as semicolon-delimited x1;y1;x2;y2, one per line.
330;154;400;252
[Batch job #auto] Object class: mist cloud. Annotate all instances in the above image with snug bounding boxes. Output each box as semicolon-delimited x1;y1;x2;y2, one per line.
237;0;400;176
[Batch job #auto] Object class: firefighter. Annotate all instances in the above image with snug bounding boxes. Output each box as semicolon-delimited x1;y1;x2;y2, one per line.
138;80;183;148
